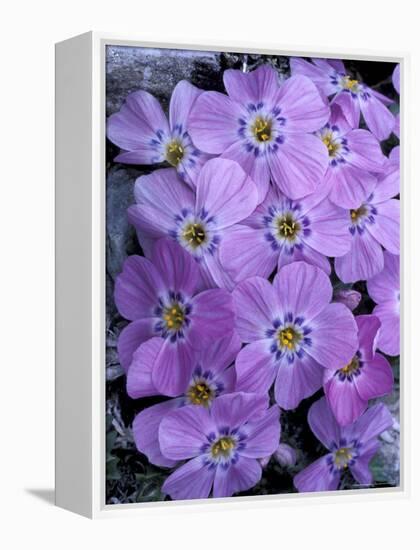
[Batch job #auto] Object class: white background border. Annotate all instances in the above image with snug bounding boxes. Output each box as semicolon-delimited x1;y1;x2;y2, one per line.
2;1;418;548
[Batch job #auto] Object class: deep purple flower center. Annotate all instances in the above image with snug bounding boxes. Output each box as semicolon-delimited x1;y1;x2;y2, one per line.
211;436;236;459
166;139;185;167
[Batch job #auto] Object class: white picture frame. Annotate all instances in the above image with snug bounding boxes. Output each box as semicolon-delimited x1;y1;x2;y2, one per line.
55;32;409;519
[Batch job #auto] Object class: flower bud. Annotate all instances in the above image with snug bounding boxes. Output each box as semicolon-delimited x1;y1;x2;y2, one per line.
333;289;361;311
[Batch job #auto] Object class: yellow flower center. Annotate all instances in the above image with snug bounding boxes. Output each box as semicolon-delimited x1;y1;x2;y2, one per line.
211;436;236;458
342;75;359;92
252;116;272;142
350;206;367;223
277;213;300;240
278;326;301;351
322;132;340;157
163;303;185;331
182;223;207;248
187;381;213;406
334;447;353;469
166;140;185;167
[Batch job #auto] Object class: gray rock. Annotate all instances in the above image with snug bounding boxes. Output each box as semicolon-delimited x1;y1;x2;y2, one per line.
106;46;222;116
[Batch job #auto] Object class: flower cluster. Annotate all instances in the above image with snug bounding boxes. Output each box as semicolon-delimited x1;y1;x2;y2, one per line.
107;57;400;500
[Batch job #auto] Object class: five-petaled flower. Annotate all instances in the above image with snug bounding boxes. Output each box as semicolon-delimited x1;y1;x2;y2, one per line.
324;315;394;426
335;152;400;282
188;65;330;202
159;392;280;499
219;182;351;282
127;333;240;467
316;104;386;208
291;57;395;141
294;397;393;492
232;262;358;410
128;158;258;289
107;80;210;187
114;238;235;395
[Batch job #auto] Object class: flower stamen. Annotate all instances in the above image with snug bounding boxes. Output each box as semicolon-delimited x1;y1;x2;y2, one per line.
166;140;185;167
252;116;272;142
211;436;236;458
163;303;185;331
183;223;207;248
334;447;353;469
322;132;340;157
277;213;300;240
187;381;213;406
278;326;301;351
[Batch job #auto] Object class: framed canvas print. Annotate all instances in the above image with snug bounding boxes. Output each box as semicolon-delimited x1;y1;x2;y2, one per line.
55;32;406;518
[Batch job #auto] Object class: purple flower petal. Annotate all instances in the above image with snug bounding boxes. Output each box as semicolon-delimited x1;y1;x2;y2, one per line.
211;392;269;431
159;405;214;460
359;92;395;141
114;255;164;321
354;353;394;402
290;57;338;97
188;91;242;154
213;456;262;498
126;337;162;398
219;225;278;283
349;439;380;486
308;396;341;451
235;340;278;395
346;129;386;172
200;251;236;291
196;158;258;230
276;75;330;132
274;352;324;410
274;443;297;467
152;338;195;397
308;303;358;370
356;314;381;361
273;262;333;322
232;277;281;342
278;241;332;275
328;166;377;210
151;238;199;297
107;90;169;158
268;133;329;199
187;288;235;347
240;406;280;458
373;163;399;203
128;168;194;238
342;402;393;446
373;303;400;356
199;331;241;375
392;65;400;94
335;232;384;283
294;455;340;493
332;92;360;129
366;199;400;255
169;80;202;129
324;373;367;427
303;197;351;258
221;141;270;203
223;64;280;105
162;456;215;500
117;318;155;371
367;251;399;304
132;398;182;468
